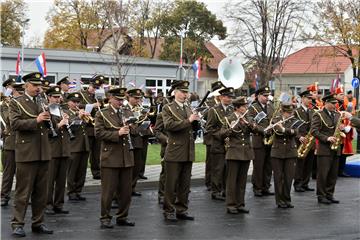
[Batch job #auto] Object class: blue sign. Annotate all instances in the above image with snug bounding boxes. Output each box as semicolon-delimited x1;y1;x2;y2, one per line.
352;77;359;88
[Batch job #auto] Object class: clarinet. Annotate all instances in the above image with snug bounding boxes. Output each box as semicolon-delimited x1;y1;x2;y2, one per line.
37;95;58;138
120;107;134;150
59;105;75;140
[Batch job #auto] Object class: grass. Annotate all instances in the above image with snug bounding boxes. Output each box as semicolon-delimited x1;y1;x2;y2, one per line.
146;143;206;165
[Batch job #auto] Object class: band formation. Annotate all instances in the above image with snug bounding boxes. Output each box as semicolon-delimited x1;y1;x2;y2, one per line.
1;72;360;237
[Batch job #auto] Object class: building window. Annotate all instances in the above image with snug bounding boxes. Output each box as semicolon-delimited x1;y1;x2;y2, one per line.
146;78;174;96
44;75;56;84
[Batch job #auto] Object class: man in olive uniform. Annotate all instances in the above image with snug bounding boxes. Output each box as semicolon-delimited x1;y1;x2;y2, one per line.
203;81;225;191
221;97;253;214
9;72;53;237
79;75;104;179
1;78;18;207
65;92;90;201
270;103;299;208
57;76;71;106
205;87;235;200
162;80;200;222
311;94;341;204
293;90;315;192
45;86;71;214
248;86;275;197
95;87;135;228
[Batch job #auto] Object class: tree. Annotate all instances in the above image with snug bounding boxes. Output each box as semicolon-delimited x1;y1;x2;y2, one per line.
225;0;311;88
0;0;27;47
159;0;226;63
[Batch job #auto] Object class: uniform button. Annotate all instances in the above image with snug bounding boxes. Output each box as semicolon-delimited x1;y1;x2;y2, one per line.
123;143;126;146
41;133;43;136
40;126;43;129
283;138;286;141
61;136;64;138
21;140;24;143
242;138;245;141
284;143;286;145
242;143;245;146
83;133;85;135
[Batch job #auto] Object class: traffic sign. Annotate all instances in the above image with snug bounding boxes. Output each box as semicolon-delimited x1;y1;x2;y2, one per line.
352;77;359;88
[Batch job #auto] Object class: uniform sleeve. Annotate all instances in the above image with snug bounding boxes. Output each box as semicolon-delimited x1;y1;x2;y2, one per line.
310;112;328;143
154;113;168;145
162;105;191;131
248;105;265;135
94;111;120;143
9;99;38;131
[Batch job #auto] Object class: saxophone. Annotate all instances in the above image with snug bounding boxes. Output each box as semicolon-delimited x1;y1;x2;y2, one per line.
330;116;346;151
297;131;315;158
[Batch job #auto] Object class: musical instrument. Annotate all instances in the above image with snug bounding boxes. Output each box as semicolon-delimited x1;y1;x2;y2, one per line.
37;95;58;138
297;131;315;158
120;106;134;150
229;109;249;129
218;57;245;89
59;105;75;140
75;106;95;125
330;115;346;151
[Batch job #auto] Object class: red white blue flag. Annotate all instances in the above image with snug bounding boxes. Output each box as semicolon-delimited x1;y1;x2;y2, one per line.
15;51;21;76
35;52;47;77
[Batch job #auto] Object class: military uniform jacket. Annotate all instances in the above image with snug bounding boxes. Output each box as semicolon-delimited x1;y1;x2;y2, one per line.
154;113;168;158
220;113;255;161
162;101;195;162
294;105;314;137
64;109;90;153
205;104;233;154
1;100;15;150
248;101;275;149
95;106;134;168
350;117;360;129
310;109;341;156
9;95;52;162
270;115;299;159
49;115;71;158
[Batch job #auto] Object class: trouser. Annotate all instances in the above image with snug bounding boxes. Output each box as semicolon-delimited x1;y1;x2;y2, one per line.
47;157;68;209
88;136;101;178
271;157;295;205
317;152;339;199
1;150;16;201
226;160;250;210
158;159;165;197
163;161;192;214
294;150;315;188
139;140;149;176
100;167;133;223
210;153;226;194
67;151;89;196
11;161;49;228
252;146;272;193
205;145;212;189
132;148;143;191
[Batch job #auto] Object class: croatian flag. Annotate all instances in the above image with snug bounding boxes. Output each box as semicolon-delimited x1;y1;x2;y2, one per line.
35;52;47;77
15;51;21;76
192;58;201;80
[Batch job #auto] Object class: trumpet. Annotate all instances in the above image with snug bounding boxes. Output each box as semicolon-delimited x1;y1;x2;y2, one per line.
75;106;95;125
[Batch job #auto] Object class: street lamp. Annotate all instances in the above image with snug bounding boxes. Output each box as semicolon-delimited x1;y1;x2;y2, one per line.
177;26;188;81
20;18;30;79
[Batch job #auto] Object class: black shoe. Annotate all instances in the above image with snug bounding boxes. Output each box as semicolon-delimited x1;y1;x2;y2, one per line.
262;190;275;196
76;194;86;201
237;206;250;213
68;194;79;202
338;172;350;177
138;175;148;180
93;175;101;180
100;221;114;229
164;212;178;222
176;212;195;221
12;226;26;237
31;224;53;234
318;198;332;205
53;207;69;214
132;191;142;197
1;198;9;207
286;203;294;208
45;208;56;215
254;191;263;197
303;186;315;191
294;187;305;192
227;208;239;214
277;203;288;209
211;193;225;201
327;197;340;204
116;218;135;226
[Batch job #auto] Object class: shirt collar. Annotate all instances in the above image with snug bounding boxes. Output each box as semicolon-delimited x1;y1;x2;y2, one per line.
175;99;184;108
110;104;119;113
301;104;308;111
25;92;35;101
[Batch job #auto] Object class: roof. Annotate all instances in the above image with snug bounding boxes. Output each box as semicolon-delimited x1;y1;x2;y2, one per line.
204;42;226;70
274;46;353;75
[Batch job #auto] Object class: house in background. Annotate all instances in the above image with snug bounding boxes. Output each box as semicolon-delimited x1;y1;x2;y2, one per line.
273;46;354;96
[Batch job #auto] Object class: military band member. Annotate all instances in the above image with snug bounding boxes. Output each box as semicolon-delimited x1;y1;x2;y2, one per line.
57;76;71;106
95;87;135;228
162;80;199;222
270;103;298;208
203;81;225;191
221;97;253;214
310;94;341;204
1;78;17;207
293;90;315;192
80;75;104;180
205;87;235;201
9;72;53;237
65;92;90;201
45;87;71;214
248;86;275;197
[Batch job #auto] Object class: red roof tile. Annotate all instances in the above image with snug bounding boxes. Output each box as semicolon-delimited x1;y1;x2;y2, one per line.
274;46;353;75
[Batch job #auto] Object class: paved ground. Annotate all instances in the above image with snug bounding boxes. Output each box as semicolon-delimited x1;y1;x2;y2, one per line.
1;177;360;240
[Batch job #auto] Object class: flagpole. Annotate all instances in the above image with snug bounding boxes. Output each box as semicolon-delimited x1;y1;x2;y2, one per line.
20;19;30;78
